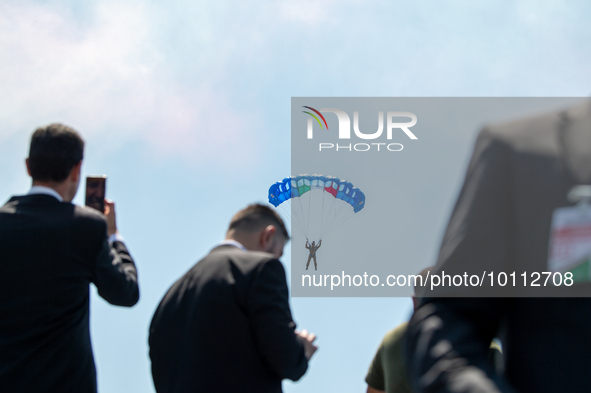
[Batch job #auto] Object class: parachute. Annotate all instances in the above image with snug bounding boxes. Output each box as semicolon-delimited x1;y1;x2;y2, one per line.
268;174;365;240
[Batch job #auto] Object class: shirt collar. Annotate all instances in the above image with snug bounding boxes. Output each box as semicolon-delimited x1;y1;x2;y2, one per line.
219;239;247;252
28;186;64;202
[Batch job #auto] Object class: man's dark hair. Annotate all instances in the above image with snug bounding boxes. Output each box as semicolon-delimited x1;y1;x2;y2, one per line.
229;204;290;241
28;123;85;182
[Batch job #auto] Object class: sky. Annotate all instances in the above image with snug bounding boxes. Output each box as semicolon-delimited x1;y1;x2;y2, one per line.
1;0;591;392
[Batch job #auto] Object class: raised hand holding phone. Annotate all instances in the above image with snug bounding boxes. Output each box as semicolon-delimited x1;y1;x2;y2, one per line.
104;199;118;236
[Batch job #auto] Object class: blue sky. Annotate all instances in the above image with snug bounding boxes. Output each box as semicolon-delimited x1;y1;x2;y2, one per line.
1;1;591;392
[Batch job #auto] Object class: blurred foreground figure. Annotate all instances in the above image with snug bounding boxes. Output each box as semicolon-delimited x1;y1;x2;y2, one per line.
406;100;591;392
149;204;317;393
366;268;502;393
0;124;139;392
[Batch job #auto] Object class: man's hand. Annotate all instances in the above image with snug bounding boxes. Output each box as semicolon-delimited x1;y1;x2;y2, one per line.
296;329;318;360
103;199;118;236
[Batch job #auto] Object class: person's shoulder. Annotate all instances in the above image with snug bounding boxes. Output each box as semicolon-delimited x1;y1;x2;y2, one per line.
245;251;285;273
243;252;289;286
236;250;285;277
214;246;279;264
199;247;282;276
0;196;104;226
381;321;408;346
174;248;286;299
72;204;105;220
246;250;281;264
480;101;590;151
375;322;408;371
70;204;108;232
1;194;58;211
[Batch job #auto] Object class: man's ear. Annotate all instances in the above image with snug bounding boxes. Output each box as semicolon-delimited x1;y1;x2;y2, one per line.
260;225;277;249
25;158;32;177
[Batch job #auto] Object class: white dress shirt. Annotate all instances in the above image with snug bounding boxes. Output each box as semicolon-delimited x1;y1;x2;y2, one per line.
219;239;247;251
28;185;63;202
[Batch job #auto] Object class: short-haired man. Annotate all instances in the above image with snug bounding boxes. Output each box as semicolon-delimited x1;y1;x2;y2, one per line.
149;204;318;393
0;124;139;392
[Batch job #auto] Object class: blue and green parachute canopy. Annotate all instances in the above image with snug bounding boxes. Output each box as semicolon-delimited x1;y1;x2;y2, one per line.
268;174;366;213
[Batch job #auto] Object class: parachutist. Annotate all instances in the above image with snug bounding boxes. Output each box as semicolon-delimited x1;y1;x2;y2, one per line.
305;240;322;270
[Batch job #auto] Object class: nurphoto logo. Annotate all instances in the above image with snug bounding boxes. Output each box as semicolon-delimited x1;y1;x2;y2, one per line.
302;106;418;152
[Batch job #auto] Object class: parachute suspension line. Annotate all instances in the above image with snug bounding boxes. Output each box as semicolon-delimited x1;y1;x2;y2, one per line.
324;203;339;231
328;192;340;232
306;188;312;236
296;193;306;233
323;209;355;238
276;203;290;228
323;207;339;236
323;196;345;234
285;202;299;235
324;191;338;231
303;192;311;237
320;189;326;239
321;190;337;239
323;200;354;236
320;192;331;239
292;198;307;237
284;200;305;237
337;207;355;229
290;198;299;232
277;203;293;235
324;206;354;237
328;202;349;230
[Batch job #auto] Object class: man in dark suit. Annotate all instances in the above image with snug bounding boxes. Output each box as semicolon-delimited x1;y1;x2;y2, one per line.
149;204;318;393
0;124;139;392
405;100;591;392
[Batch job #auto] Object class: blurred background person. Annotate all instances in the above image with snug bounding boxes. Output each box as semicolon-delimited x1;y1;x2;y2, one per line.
406;100;591;392
366;268;502;393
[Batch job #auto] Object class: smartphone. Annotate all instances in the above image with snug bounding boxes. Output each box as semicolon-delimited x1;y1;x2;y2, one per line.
85;175;107;212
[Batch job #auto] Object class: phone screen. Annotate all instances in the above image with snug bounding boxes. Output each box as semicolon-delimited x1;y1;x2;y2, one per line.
85;175;106;212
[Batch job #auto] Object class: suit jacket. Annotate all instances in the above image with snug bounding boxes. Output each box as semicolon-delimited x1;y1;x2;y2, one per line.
0;194;139;393
149;245;308;393
405;101;591;392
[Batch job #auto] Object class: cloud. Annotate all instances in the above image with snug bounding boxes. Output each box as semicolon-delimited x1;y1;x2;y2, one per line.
2;0;590;171
278;0;342;26
0;0;258;166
